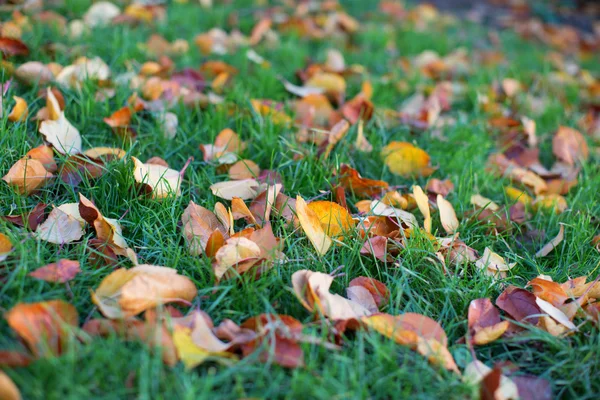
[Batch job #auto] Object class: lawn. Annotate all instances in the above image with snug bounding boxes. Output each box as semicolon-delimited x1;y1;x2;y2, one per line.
1;0;599;399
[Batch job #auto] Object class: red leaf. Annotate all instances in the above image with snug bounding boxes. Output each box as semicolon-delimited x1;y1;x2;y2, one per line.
29;259;81;283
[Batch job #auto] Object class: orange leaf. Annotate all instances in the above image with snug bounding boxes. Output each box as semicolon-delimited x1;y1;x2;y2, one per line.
306;200;355;239
5;300;78;357
338;164;388;197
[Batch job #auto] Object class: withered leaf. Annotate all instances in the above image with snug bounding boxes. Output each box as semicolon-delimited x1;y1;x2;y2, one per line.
29;259;81;283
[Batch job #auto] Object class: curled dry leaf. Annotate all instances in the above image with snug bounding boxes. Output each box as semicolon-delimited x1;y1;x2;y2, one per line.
338;164;388;197
436;194;459;234
200;128;246;162
181;201;227;256
475;248;516;279
91;265;197;319
213;237;262;282
535;297;577;332
463;361;519;400
39;108;82;155
292;270;371;320
295;196;332;255
467;298;509;345
2;203;48;231
35;205;85;244
527;276;569;307
29;259;81;283
381;141;434;177
413;185;431;233
7;96;28;122
535;225;564;258
2;158;53;196
132;157;181;199
210;179;259;200
306;201;354;240
470;194;499;211
5;300;78;357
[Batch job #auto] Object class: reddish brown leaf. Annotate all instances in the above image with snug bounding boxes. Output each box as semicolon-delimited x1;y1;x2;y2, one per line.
496;286;541;325
338;164;389;197
29;259;81;283
0;350;34;368
0;37;29;57
2;203;48;231
349;277;390;308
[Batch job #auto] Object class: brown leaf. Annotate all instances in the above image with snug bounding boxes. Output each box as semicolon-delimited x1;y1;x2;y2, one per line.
181;201;227;256
29;259;81;283
91;265;197;319
2;203;48;231
496;286;541;325
14;62;54;86
552;126;588;166
0;37;29;57
426;178;454;197
467;298;509;345
359;236;390;262
349;277;390;308
5;300;78;357
60;155;105;187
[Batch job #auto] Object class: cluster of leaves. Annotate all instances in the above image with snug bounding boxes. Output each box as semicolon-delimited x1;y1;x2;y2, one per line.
0;0;599;399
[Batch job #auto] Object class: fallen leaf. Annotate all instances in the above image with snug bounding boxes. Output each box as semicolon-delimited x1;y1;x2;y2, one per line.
132;156;181;199
39;113;82;155
7;96;28;122
181;201;227;256
229;159;260;180
292;270;370;320
535;225;564;258
91;265;197;319
535;297;577;331
213;237;262;282
83;1;121;27
437;195;459;234
0;37;29;57
338;164;389;197
15;62;54;85
210;179;259;200
2;203;47;231
552;126;588;166
35;206;85;244
0;233;12;262
295;196;332;255
413;185;431;233
306;201;354;239
475;248;516;279
470;194;499;211
5;300;78;357
467;298;509;345
0;371;21;400
29;259;81;283
381;141;434;177
528;276;569;307
349;277;390;308
2;158;53;196
496;285;541;325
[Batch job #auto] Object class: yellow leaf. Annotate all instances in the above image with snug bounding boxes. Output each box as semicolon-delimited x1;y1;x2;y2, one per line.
0;371;21;400
0;233;12;262
381;142;434;177
306;201;354;240
7;96;28;122
295;196;332;255
436;194;459;234
412;185;431;233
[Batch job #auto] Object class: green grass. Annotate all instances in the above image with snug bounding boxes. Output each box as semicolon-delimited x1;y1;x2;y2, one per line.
1;1;600;399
